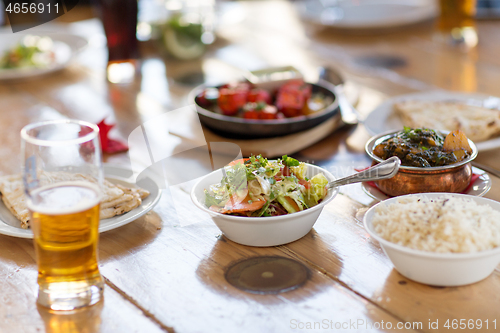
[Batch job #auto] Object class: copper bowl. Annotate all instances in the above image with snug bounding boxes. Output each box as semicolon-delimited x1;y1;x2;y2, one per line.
365;130;478;197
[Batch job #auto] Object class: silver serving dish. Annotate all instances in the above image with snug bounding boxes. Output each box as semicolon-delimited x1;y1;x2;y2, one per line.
188;78;340;139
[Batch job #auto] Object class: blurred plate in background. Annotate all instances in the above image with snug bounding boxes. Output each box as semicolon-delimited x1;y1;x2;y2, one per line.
0;31;87;80
298;0;437;30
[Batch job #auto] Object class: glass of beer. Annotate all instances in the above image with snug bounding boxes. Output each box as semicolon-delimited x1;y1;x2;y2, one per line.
437;0;478;47
21;119;104;311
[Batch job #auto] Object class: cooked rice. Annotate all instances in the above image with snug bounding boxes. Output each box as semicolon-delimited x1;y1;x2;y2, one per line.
372;195;500;253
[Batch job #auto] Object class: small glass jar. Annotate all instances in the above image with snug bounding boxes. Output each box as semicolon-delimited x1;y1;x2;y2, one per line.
156;0;215;60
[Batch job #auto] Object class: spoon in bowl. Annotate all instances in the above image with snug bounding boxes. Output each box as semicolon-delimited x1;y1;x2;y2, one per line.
327;156;400;190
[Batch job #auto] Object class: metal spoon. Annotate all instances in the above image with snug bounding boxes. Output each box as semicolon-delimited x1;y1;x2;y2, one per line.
327;156;401;190
318;66;361;125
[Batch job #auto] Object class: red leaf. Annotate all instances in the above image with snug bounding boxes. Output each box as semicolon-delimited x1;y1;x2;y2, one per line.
97;120;128;154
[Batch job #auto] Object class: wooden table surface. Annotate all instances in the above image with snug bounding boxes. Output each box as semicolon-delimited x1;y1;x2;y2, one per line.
2;1;500;332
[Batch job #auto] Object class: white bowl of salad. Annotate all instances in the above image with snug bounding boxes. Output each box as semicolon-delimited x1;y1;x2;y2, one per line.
191;155;338;246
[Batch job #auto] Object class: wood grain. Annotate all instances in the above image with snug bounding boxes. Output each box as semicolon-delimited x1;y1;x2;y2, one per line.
0;234;169;333
97;189;415;333
1;1;500;332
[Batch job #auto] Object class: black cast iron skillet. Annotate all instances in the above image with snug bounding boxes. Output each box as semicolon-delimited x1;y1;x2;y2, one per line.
188;78;340;139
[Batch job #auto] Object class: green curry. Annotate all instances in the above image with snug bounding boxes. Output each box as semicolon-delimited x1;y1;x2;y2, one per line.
373;128;471;167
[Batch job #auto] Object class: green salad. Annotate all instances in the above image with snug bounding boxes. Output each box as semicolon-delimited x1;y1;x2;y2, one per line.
205;155;329;217
0;36;54;70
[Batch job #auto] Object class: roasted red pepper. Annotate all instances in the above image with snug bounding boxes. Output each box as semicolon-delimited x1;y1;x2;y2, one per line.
275;80;311;117
248;89;271;104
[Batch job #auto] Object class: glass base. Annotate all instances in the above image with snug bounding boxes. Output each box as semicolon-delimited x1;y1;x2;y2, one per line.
106;60;137;84
37;279;104;311
435;26;478;48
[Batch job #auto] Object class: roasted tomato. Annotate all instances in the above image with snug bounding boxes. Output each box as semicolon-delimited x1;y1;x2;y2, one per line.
248;89;272;104
259;105;278;119
275;80;312;117
242;102;278;120
281;79;312;99
242;103;260;119
218;88;248;116
276;86;305;117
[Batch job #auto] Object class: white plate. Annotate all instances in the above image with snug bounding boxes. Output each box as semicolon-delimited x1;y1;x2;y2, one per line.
0;165;163;239
0;32;87;80
364;90;500;151
298;0;437;30
362;166;492;201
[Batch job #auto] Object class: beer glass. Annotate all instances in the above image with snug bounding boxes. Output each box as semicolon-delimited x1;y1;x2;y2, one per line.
437;0;478;47
21;119;104;311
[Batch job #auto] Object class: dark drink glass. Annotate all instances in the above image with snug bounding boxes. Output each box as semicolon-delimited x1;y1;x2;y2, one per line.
96;0;139;83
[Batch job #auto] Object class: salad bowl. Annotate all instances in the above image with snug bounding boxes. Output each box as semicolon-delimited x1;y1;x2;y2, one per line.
191;162;338;247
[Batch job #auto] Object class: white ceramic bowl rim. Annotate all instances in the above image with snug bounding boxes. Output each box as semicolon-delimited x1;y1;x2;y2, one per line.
363;193;500;259
191;162;339;224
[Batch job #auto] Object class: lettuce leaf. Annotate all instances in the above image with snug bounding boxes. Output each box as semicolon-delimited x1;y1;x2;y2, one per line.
303;173;328;207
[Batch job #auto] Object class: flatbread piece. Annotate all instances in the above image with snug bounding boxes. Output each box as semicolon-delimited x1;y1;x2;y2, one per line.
0;173;150;229
394;100;500;142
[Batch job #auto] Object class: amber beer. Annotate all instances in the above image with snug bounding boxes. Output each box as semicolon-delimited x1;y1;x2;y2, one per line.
438;0;477;33
28;182;103;310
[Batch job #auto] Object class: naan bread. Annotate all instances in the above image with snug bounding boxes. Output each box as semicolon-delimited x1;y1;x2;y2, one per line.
100;191;142;219
0;175;29;228
0;173;150;229
394;100;500;142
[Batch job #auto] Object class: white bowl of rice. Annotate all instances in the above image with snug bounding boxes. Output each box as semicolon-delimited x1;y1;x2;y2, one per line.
363;193;500;286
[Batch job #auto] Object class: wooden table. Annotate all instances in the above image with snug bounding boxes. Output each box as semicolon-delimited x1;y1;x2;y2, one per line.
1;2;500;332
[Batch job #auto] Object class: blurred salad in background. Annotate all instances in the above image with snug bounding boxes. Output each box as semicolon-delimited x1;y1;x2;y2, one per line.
156;0;215;60
0;35;55;70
